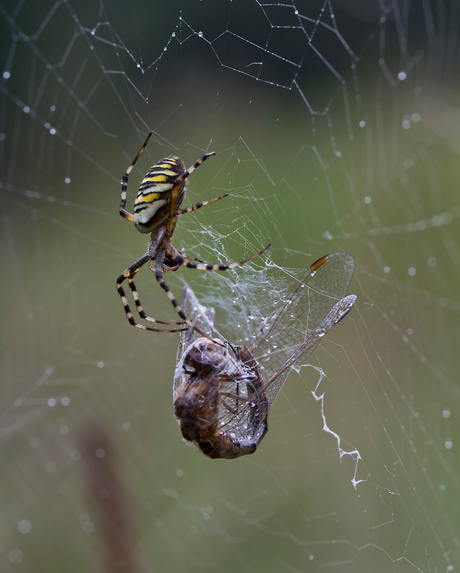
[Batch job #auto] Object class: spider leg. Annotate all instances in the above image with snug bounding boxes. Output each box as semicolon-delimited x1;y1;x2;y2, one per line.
119;132;153;222
176;193;229;216
176;250;205;264
174;151;216;184
127;276;187;326
180;243;272;272
117;253;188;332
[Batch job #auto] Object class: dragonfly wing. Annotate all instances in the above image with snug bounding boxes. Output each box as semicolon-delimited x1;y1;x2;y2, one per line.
249;253;355;404
262;294;357;401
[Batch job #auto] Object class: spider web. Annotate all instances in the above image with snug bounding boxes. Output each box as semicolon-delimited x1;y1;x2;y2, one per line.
1;0;459;571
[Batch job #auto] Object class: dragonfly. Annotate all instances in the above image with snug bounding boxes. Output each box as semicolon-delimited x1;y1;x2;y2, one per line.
173;252;357;459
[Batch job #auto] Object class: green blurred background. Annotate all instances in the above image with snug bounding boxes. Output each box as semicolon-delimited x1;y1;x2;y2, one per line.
1;0;460;571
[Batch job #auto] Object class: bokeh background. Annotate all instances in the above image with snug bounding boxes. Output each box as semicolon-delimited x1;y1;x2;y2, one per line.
1;0;460;571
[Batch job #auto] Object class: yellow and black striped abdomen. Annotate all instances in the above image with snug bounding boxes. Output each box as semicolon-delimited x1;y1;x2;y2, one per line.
133;156;186;234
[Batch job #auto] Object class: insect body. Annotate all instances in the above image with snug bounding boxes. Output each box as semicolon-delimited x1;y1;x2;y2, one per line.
174;339;268;459
174;252;357;459
116;133;270;336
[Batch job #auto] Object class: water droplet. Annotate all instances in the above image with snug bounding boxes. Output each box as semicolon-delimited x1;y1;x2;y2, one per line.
17;520;32;534
9;550;23;564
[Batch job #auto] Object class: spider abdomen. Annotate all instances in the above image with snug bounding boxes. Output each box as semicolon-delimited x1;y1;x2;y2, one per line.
134;156;187;234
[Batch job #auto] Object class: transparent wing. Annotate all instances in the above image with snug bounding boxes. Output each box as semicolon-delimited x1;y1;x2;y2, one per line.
249;252;355;404
260;294;356;399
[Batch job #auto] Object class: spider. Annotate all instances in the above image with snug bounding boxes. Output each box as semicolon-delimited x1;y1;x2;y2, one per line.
117;132;270;336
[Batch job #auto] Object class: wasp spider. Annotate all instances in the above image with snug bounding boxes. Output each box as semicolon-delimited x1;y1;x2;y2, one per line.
117;133;270;336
